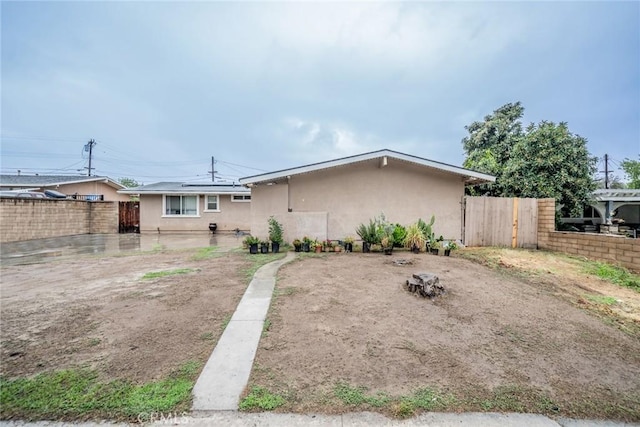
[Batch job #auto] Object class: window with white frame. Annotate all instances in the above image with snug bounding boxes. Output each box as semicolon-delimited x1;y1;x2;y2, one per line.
231;194;251;202
164;195;198;216
206;195;219;211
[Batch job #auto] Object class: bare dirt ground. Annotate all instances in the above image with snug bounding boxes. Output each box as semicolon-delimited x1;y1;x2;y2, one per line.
249;250;640;420
2;245;639;420
1;248;252;382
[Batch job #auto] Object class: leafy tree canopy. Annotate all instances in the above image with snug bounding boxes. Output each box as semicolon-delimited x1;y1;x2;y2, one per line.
620;157;640;189
118;177;139;188
462;103;597;217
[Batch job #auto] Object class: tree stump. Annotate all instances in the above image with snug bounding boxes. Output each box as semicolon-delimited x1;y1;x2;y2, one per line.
405;272;444;298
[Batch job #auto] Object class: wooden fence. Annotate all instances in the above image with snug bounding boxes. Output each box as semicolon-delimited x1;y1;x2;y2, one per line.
464;197;538;248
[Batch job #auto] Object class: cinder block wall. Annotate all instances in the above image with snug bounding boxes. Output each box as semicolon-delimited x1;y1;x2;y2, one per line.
0;198;118;243
537;198;640;273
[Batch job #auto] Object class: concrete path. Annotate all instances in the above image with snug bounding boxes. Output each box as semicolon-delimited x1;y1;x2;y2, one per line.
191;252;295;411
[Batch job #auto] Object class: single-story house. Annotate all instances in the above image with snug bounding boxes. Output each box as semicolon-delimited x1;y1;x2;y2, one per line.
238;149;495;243
562;189;640;235
118;182;251;233
0;175;129;201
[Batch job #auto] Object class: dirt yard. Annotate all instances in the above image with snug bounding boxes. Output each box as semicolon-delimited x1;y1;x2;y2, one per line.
2;245;639;420
249;251;640;420
1;248;254;382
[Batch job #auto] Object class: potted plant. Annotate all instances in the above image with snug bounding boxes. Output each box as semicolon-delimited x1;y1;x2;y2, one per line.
302;236;312;252
323;239;334;252
356;217;382;253
292;239;302;252
313;240;323;253
268;216;284;254
343;236;354;252
381;235;394;255
443;240;459;256
243;236;260;254
259;239;270;254
403;223;426;254
429;240;441;255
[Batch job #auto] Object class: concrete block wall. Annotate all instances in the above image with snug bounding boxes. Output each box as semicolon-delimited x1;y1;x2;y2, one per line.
537;198;640;273
0;198;118;243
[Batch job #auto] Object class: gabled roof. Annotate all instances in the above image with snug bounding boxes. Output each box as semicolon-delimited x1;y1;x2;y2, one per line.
0;174;125;190
592;189;640;202
238;149;495;186
118;182;250;195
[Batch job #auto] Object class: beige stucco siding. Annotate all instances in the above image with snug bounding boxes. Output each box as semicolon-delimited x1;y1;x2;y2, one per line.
249;158;465;242
52;182;129;201
139;194;251;233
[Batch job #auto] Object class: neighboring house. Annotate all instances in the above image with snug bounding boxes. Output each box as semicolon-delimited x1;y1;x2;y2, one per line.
0;175;129;201
238;149;495;242
562;189;640;235
117;182;251;233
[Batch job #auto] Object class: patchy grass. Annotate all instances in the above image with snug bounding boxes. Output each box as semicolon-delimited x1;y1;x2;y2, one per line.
238;386;285;411
585;262;640;292
262;319;272;337
585;294;618;306
0;361;200;421
141;268;197;280
191;246;221;261
242;252;287;282
221;314;232;331
334;382;390;408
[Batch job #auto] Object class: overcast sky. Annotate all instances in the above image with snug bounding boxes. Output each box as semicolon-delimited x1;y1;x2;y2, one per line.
2;1;639;185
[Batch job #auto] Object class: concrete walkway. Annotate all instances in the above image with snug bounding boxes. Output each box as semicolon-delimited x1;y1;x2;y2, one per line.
191;252;295;411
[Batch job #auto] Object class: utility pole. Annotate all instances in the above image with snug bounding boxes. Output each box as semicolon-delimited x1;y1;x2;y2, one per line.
604;153;609;189
84;139;96;176
602;154;612;224
209;156;217;182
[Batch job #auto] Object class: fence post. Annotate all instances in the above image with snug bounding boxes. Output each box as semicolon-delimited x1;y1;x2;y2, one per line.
512;198;519;248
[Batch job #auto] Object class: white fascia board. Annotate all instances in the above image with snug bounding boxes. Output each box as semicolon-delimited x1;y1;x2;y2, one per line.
239;149;495;185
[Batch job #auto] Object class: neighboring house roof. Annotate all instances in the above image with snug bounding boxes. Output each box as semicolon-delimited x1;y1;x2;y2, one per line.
238;149;495;186
0;175;126;190
592;189;640;202
118;182;250;195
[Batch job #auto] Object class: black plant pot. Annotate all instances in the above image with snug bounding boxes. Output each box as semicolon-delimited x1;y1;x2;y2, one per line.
272;242;280;253
444;249;451;256
260;244;269;254
294;244;302;252
249;243;258;254
344;243;353;252
363;242;371;253
411;245;420;254
303;243;310;252
430;248;439;255
383;247;393;255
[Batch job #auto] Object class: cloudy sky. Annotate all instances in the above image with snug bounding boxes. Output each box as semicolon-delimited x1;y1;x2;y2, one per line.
2;1;639;185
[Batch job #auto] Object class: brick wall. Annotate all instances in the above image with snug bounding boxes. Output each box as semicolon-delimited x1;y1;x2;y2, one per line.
537;198;640;273
0;198;118;243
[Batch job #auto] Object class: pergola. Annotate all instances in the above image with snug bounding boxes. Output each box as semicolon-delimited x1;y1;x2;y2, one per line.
591;189;640;224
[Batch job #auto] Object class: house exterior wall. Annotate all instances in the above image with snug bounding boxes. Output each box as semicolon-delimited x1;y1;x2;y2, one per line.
0;198;117;243
537;198;640;273
139;194;251;233
249;158;466;242
52;182;130;201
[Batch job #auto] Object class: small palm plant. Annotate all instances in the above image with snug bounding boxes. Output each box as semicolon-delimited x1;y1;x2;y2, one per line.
403;223;426;253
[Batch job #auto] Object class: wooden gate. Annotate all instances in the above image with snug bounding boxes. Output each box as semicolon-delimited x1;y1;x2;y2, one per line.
464;197;538;248
119;201;140;233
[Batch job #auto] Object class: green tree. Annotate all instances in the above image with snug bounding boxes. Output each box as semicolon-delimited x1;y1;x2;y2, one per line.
118;177;139;188
500;121;597;216
620;157;640;189
462;102;524;195
462;103;597;217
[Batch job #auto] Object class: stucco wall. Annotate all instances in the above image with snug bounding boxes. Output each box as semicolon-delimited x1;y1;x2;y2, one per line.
55;182;130;201
537;198;640;273
249;158;466;242
139;194;251;233
0;198;118;243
